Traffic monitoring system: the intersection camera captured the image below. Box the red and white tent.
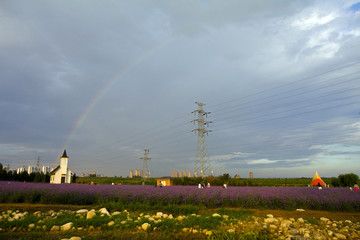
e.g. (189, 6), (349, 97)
(310, 171), (326, 186)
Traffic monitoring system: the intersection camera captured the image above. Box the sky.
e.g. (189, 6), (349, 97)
(1, 0), (360, 178)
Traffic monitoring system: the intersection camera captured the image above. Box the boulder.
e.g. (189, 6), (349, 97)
(320, 217), (329, 222)
(280, 220), (292, 228)
(69, 237), (82, 240)
(111, 211), (121, 216)
(264, 217), (278, 223)
(141, 223), (150, 231)
(99, 208), (110, 216)
(61, 222), (73, 231)
(76, 209), (88, 214)
(51, 225), (60, 231)
(86, 211), (96, 219)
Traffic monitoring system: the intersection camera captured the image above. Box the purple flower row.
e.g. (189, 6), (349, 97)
(0, 181), (359, 211)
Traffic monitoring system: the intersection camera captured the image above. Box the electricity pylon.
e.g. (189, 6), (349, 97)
(191, 102), (212, 178)
(140, 149), (151, 180)
(36, 156), (41, 173)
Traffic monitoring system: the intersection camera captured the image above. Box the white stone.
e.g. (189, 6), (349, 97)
(86, 211), (96, 219)
(320, 217), (329, 222)
(51, 225), (60, 231)
(296, 209), (305, 212)
(264, 217), (278, 223)
(76, 209), (88, 214)
(69, 237), (82, 240)
(61, 222), (73, 231)
(269, 224), (277, 229)
(141, 223), (150, 231)
(280, 220), (292, 228)
(99, 208), (110, 216)
(111, 211), (121, 216)
(212, 213), (221, 217)
(297, 218), (304, 223)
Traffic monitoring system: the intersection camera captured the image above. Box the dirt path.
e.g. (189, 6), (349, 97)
(1, 203), (359, 222)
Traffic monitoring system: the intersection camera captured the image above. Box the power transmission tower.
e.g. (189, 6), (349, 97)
(191, 102), (212, 178)
(140, 149), (151, 180)
(36, 156), (41, 173)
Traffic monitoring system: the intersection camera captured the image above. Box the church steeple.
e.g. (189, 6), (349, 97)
(61, 149), (68, 159)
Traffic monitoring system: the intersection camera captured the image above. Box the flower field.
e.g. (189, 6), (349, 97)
(1, 182), (359, 211)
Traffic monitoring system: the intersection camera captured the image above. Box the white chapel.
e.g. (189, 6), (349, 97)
(50, 149), (73, 184)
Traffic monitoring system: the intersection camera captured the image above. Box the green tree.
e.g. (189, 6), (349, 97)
(338, 173), (359, 187)
(34, 172), (42, 182)
(330, 177), (340, 187)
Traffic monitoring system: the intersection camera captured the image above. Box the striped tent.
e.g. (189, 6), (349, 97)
(310, 171), (326, 186)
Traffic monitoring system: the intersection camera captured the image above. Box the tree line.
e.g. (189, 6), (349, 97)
(330, 173), (359, 187)
(0, 163), (50, 183)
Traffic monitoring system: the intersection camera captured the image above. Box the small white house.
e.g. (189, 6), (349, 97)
(50, 150), (73, 184)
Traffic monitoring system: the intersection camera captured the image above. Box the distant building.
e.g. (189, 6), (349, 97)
(27, 166), (39, 174)
(42, 166), (50, 174)
(234, 174), (240, 179)
(194, 171), (198, 177)
(249, 171), (253, 179)
(81, 173), (85, 177)
(89, 171), (96, 177)
(17, 167), (25, 174)
(129, 170), (133, 178)
(187, 171), (191, 177)
(50, 150), (73, 184)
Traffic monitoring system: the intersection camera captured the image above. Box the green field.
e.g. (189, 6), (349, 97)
(75, 176), (331, 187)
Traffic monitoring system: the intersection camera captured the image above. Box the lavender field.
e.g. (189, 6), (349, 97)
(1, 182), (359, 211)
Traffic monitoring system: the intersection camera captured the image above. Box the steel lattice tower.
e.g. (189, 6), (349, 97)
(140, 149), (151, 180)
(191, 102), (212, 178)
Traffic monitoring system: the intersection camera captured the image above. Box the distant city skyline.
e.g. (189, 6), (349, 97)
(1, 1), (360, 178)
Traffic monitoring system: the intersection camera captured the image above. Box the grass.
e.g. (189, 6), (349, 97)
(217, 208), (254, 220)
(100, 202), (202, 215)
(0, 207), (258, 240)
(305, 218), (320, 226)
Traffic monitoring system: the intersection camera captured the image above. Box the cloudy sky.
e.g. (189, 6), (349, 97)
(1, 0), (360, 178)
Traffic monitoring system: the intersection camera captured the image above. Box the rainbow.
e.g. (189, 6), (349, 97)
(54, 23), (204, 163)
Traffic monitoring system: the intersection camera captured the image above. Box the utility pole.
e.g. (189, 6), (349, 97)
(191, 102), (212, 178)
(140, 149), (151, 180)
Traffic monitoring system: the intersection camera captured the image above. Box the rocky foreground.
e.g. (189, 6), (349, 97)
(0, 208), (359, 239)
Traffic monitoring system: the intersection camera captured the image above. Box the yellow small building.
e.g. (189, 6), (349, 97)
(157, 177), (173, 187)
